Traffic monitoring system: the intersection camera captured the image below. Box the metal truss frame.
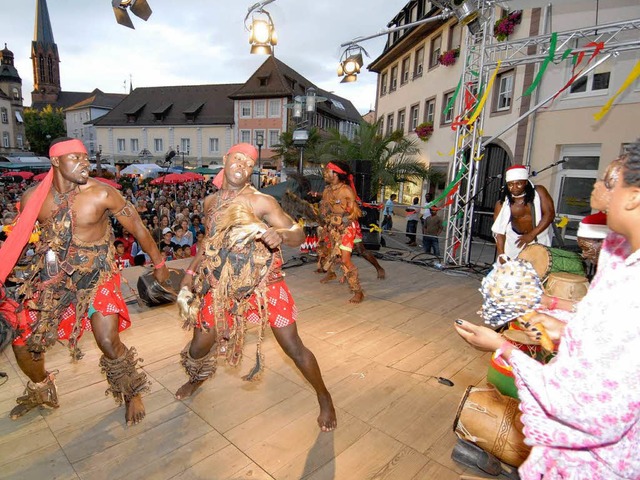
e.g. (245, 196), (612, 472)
(442, 8), (640, 267)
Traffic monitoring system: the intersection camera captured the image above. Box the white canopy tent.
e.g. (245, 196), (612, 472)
(119, 163), (164, 178)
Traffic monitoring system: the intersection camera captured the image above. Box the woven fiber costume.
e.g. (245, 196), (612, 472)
(180, 191), (295, 384)
(7, 191), (149, 415)
(318, 188), (363, 295)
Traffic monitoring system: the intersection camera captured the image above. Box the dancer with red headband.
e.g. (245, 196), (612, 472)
(0, 137), (169, 426)
(175, 143), (336, 432)
(318, 160), (371, 303)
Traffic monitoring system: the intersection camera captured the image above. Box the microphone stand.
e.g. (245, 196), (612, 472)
(442, 175), (504, 271)
(530, 160), (566, 177)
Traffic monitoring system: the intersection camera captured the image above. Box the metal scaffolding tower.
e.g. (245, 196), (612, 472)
(442, 8), (640, 267)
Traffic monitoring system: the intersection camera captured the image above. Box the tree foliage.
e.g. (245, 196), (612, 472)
(316, 120), (442, 199)
(23, 105), (66, 156)
(270, 127), (323, 169)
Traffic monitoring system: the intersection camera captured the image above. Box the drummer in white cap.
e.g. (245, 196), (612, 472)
(491, 165), (555, 261)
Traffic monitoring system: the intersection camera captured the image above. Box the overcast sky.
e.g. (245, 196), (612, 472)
(4, 0), (408, 114)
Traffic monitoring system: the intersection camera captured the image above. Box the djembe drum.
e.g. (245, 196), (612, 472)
(517, 244), (585, 281)
(545, 272), (589, 301)
(453, 385), (531, 467)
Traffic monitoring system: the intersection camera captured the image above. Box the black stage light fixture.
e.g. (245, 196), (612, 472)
(112, 0), (152, 29)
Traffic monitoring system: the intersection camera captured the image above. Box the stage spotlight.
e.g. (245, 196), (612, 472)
(245, 1), (278, 55)
(112, 0), (152, 30)
(337, 45), (368, 83)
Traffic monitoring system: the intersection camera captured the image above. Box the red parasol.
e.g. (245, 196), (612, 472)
(150, 172), (200, 185)
(2, 171), (34, 180)
(181, 172), (205, 181)
(93, 177), (122, 189)
(32, 172), (48, 181)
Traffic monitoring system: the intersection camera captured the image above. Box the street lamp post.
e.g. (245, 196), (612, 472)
(96, 144), (103, 176)
(255, 132), (264, 187)
(176, 146), (189, 169)
(288, 87), (325, 174)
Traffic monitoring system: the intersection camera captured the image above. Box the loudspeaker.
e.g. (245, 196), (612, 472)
(359, 205), (381, 250)
(350, 160), (373, 202)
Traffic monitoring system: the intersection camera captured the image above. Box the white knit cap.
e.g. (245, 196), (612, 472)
(505, 165), (529, 183)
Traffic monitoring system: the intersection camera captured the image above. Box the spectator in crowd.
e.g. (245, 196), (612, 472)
(114, 240), (134, 269)
(381, 194), (396, 234)
(405, 197), (420, 247)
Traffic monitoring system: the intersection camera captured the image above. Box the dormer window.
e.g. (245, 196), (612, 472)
(258, 75), (270, 86)
(124, 103), (145, 123)
(152, 102), (172, 122)
(183, 102), (204, 123)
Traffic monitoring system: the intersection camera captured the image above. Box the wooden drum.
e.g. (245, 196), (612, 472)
(517, 244), (585, 280)
(453, 385), (531, 467)
(544, 272), (589, 301)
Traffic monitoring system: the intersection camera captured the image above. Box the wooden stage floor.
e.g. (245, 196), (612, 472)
(0, 255), (497, 480)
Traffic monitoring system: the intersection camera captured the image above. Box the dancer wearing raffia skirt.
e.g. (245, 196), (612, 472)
(175, 143), (336, 432)
(0, 138), (169, 426)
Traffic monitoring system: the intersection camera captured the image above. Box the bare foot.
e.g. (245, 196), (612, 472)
(125, 395), (145, 426)
(320, 272), (337, 284)
(376, 268), (386, 280)
(175, 380), (204, 400)
(317, 394), (337, 432)
(349, 291), (364, 304)
(315, 268), (326, 274)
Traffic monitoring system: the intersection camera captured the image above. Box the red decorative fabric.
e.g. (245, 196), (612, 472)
(0, 169), (53, 284)
(49, 139), (87, 157)
(10, 275), (131, 346)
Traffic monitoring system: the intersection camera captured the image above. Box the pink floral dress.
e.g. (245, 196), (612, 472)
(510, 233), (640, 479)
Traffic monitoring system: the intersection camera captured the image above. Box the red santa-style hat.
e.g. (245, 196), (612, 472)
(577, 211), (609, 239)
(505, 165), (529, 183)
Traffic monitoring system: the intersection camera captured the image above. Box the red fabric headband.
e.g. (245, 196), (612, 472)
(327, 162), (360, 202)
(49, 139), (87, 157)
(327, 162), (347, 175)
(227, 143), (258, 160)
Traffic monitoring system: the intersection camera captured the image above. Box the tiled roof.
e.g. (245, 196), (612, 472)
(92, 84), (242, 127)
(230, 56), (361, 123)
(64, 89), (127, 111)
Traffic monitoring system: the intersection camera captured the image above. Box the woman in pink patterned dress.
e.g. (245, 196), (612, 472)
(455, 143), (640, 480)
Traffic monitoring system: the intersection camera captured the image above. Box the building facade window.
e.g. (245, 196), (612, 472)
(130, 138), (139, 153)
(17, 134), (24, 149)
(240, 129), (251, 143)
(268, 129), (280, 148)
(0, 108), (7, 124)
(268, 99), (281, 118)
(414, 46), (425, 78)
(553, 145), (601, 242)
(2, 132), (9, 148)
(401, 56), (411, 85)
(386, 113), (394, 134)
(180, 138), (190, 153)
(569, 40), (611, 95)
(209, 138), (219, 153)
(449, 22), (462, 50)
(117, 138), (126, 152)
(441, 91), (455, 124)
(380, 72), (388, 96)
(254, 100), (266, 118)
(410, 104), (420, 131)
(240, 101), (252, 118)
(430, 34), (442, 68)
(398, 109), (406, 133)
(390, 65), (398, 92)
(496, 71), (514, 111)
(154, 138), (163, 152)
(12, 87), (20, 100)
(424, 98), (436, 124)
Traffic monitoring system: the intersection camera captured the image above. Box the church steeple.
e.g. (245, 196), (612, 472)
(31, 0), (61, 105)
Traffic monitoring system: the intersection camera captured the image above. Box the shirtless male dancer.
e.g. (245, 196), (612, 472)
(174, 143), (337, 432)
(1, 137), (168, 425)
